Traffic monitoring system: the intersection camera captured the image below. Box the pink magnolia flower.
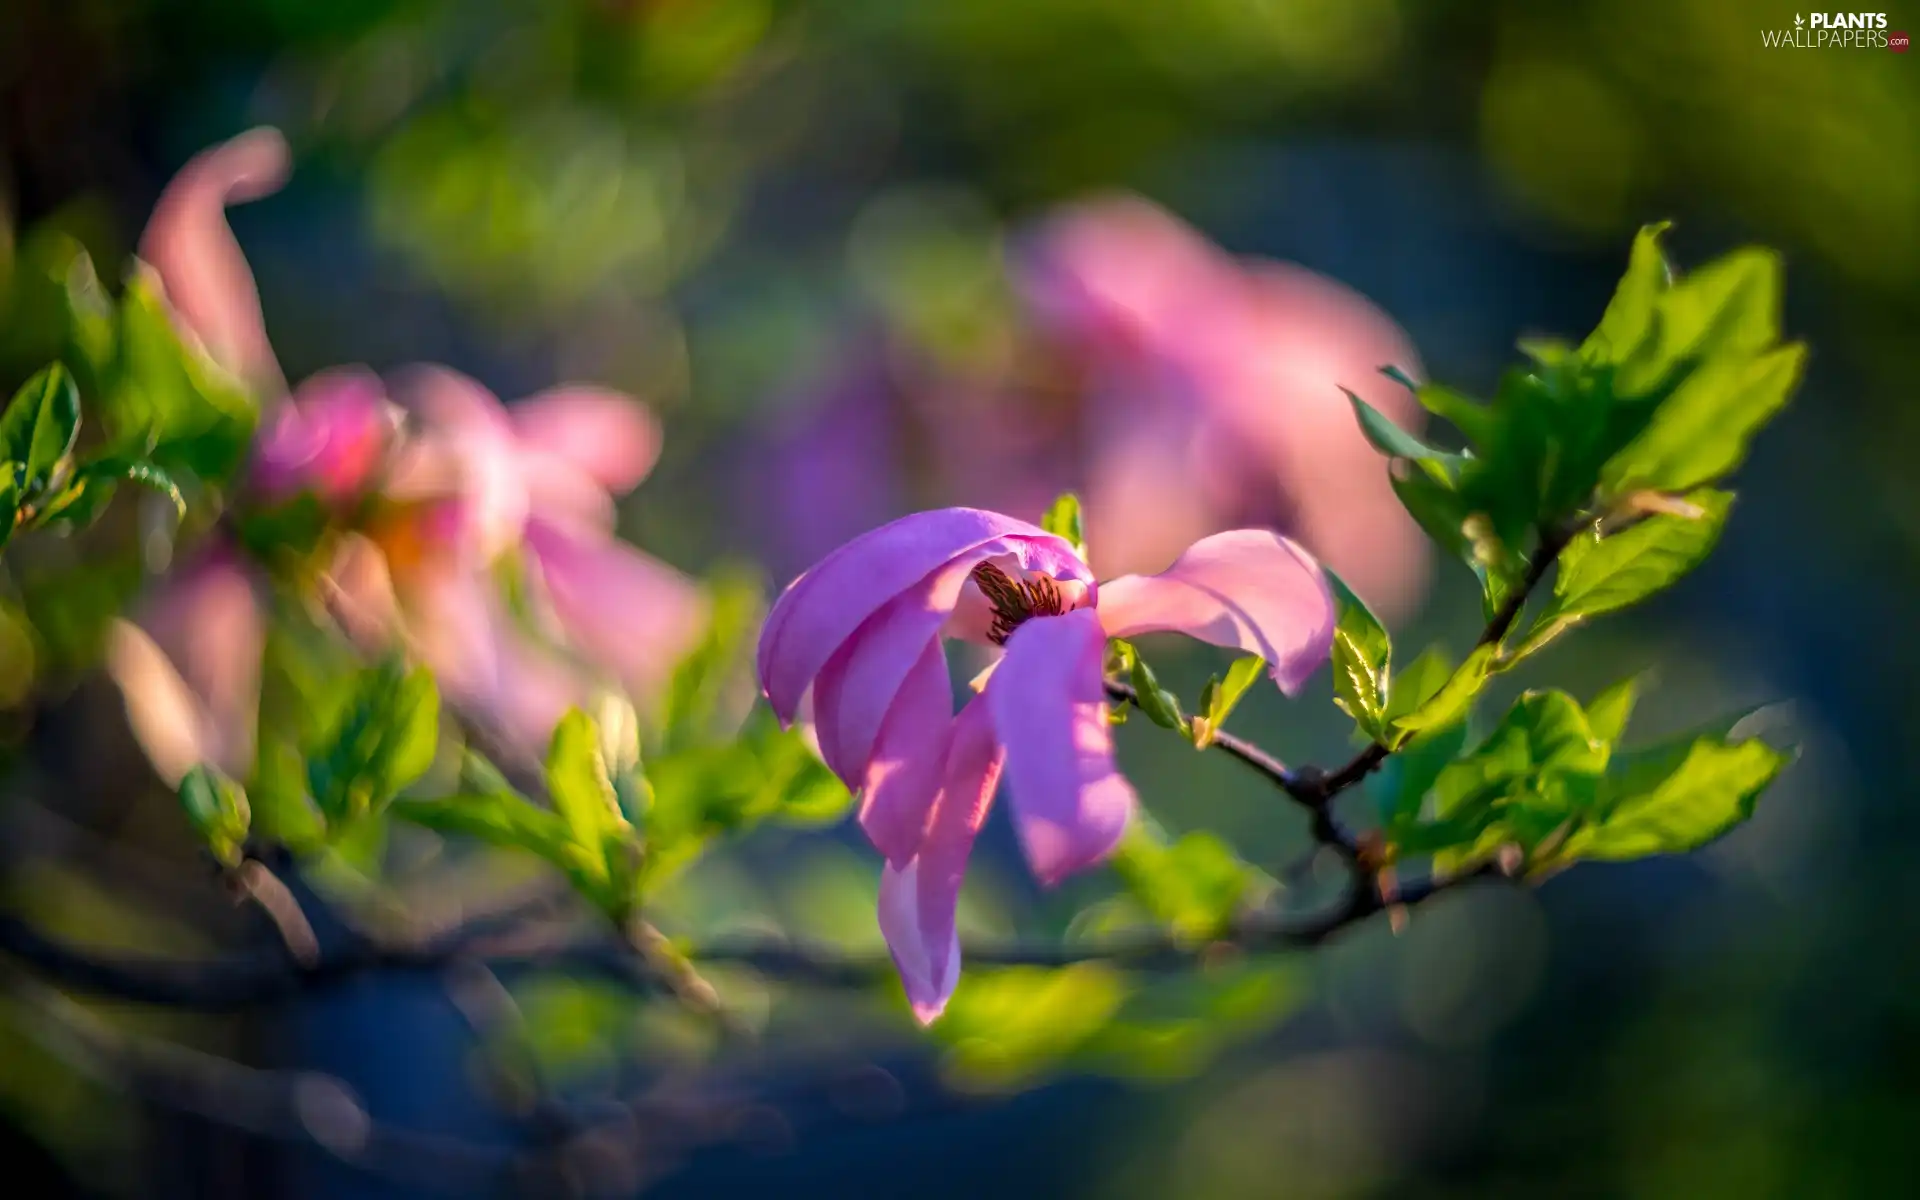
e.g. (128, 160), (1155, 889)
(1017, 195), (1432, 617)
(750, 195), (1432, 623)
(757, 508), (1336, 1022)
(361, 367), (706, 759)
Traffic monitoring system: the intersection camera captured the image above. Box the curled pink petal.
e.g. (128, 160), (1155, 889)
(987, 608), (1135, 886)
(878, 696), (1003, 1024)
(756, 508), (1078, 723)
(511, 387), (662, 496)
(522, 518), (706, 707)
(852, 639), (955, 867)
(139, 127), (290, 396)
(1096, 529), (1336, 696)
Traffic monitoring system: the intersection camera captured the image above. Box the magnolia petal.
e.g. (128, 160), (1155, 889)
(987, 607), (1135, 887)
(511, 387), (663, 496)
(855, 638), (955, 866)
(756, 508), (1076, 723)
(112, 547), (265, 782)
(813, 553), (983, 784)
(405, 565), (584, 763)
(878, 696), (1003, 1024)
(1096, 530), (1335, 696)
(389, 366), (534, 562)
(522, 519), (706, 708)
(139, 127), (290, 397)
(321, 533), (403, 654)
(251, 368), (398, 503)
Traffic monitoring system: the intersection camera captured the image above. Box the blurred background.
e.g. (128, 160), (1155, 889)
(1, 0), (1916, 1196)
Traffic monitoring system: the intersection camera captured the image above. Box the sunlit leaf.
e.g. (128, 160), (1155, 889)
(1325, 571), (1389, 739)
(0, 363), (81, 492)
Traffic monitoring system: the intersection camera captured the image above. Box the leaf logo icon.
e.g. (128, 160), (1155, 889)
(1795, 13), (1804, 25)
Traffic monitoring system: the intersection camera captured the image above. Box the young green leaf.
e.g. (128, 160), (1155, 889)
(1535, 490), (1732, 631)
(1111, 822), (1264, 941)
(1326, 572), (1390, 739)
(546, 709), (626, 848)
(179, 764), (252, 867)
(1191, 656), (1269, 749)
(1371, 719), (1470, 826)
(1124, 642), (1187, 732)
(0, 364), (82, 493)
(1383, 646), (1453, 726)
(1041, 492), (1087, 557)
(34, 458), (185, 530)
(1584, 675), (1644, 744)
(1388, 644), (1495, 745)
(1344, 389), (1459, 465)
(658, 569), (764, 752)
(1579, 222), (1673, 365)
(306, 663), (441, 822)
(1601, 344), (1803, 495)
(1382, 365), (1499, 450)
(0, 471), (18, 551)
(1558, 737), (1790, 863)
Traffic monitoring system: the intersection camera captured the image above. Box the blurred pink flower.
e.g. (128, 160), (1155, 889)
(1016, 196), (1432, 617)
(249, 368), (403, 506)
(754, 195), (1431, 622)
(117, 129), (699, 775)
(758, 507), (1334, 1022)
(365, 367), (705, 759)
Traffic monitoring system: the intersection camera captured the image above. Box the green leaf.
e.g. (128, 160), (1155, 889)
(1601, 344), (1804, 495)
(1193, 654), (1265, 748)
(1326, 572), (1389, 739)
(657, 569), (763, 753)
(1584, 676), (1643, 744)
(1370, 718), (1470, 826)
(1344, 389), (1459, 465)
(34, 457), (185, 530)
(1388, 644), (1495, 746)
(178, 764), (251, 867)
(935, 964), (1130, 1087)
(1382, 366), (1499, 449)
(545, 709), (626, 850)
(1384, 646), (1453, 725)
(1478, 690), (1610, 778)
(1580, 222), (1673, 365)
(1537, 490), (1732, 631)
(1404, 689), (1611, 870)
(390, 794), (574, 868)
(0, 471), (18, 551)
(1119, 641), (1186, 732)
(306, 662), (441, 823)
(1559, 737), (1790, 863)
(1041, 492), (1087, 557)
(1217, 655), (1266, 720)
(638, 708), (852, 895)
(0, 364), (82, 494)
(1112, 822), (1264, 941)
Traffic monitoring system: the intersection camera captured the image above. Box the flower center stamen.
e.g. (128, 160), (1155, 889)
(970, 561), (1068, 645)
